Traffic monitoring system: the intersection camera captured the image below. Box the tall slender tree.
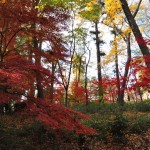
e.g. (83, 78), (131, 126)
(119, 0), (150, 67)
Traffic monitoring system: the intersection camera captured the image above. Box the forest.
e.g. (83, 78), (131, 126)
(0, 0), (150, 149)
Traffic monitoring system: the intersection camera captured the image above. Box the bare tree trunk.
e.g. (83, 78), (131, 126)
(62, 5), (76, 107)
(115, 47), (122, 104)
(58, 53), (74, 107)
(64, 35), (75, 106)
(49, 62), (56, 102)
(120, 0), (150, 67)
(106, 0), (144, 103)
(65, 85), (69, 106)
(95, 22), (103, 102)
(138, 86), (143, 101)
(85, 46), (91, 112)
(28, 45), (35, 97)
(33, 37), (44, 99)
(120, 0), (143, 102)
(78, 56), (82, 82)
(31, 0), (44, 99)
(120, 33), (131, 103)
(36, 71), (44, 99)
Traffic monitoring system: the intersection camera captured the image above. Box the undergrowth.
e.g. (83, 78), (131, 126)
(0, 99), (150, 149)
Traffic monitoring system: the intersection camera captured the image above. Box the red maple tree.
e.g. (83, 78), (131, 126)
(129, 55), (150, 93)
(0, 0), (95, 135)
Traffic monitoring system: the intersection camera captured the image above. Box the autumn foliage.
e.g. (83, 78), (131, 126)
(70, 80), (87, 104)
(129, 55), (150, 92)
(0, 0), (150, 138)
(0, 0), (95, 135)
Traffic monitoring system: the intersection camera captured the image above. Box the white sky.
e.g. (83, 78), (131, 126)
(42, 0), (150, 81)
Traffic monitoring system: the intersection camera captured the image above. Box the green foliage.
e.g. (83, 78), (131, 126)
(0, 115), (79, 149)
(124, 100), (150, 112)
(84, 119), (110, 141)
(41, 0), (67, 5)
(110, 114), (128, 142)
(74, 100), (150, 144)
(79, 3), (101, 22)
(1, 100), (150, 148)
(73, 102), (124, 114)
(40, 0), (74, 8)
(83, 113), (128, 142)
(134, 100), (150, 112)
(129, 116), (150, 133)
(73, 100), (150, 114)
(0, 120), (47, 149)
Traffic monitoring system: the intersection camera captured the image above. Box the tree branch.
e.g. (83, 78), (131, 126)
(133, 0), (143, 18)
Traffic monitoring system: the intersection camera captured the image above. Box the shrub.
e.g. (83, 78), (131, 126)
(135, 101), (150, 112)
(72, 102), (125, 115)
(124, 100), (150, 112)
(110, 114), (128, 142)
(129, 116), (150, 133)
(84, 119), (111, 141)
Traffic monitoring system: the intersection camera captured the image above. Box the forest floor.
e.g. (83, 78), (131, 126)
(87, 130), (150, 150)
(1, 101), (150, 150)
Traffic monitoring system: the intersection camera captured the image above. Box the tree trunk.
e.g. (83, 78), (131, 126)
(120, 33), (131, 102)
(115, 48), (122, 104)
(33, 37), (44, 99)
(119, 0), (143, 102)
(85, 65), (88, 110)
(28, 45), (35, 97)
(95, 22), (103, 102)
(78, 56), (82, 82)
(120, 0), (150, 67)
(64, 85), (69, 106)
(85, 47), (91, 112)
(49, 62), (56, 102)
(32, 0), (44, 99)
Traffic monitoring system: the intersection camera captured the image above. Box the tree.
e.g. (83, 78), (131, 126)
(129, 55), (150, 95)
(102, 0), (148, 104)
(0, 0), (95, 135)
(102, 0), (125, 104)
(79, 0), (105, 102)
(70, 80), (86, 104)
(119, 0), (143, 103)
(57, 3), (77, 107)
(84, 45), (91, 110)
(119, 0), (150, 67)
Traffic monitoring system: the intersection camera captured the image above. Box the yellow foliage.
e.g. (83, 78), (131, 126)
(120, 27), (132, 38)
(103, 0), (130, 29)
(103, 0), (147, 66)
(103, 36), (126, 65)
(103, 38), (118, 65)
(78, 0), (101, 22)
(104, 0), (122, 19)
(86, 0), (98, 10)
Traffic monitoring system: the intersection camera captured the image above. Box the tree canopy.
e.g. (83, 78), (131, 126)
(0, 0), (150, 137)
